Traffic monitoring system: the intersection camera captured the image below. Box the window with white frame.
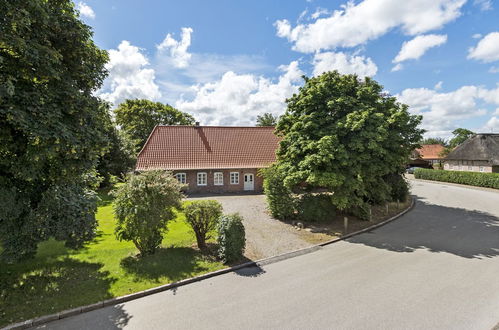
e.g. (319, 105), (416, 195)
(230, 172), (239, 184)
(174, 173), (186, 184)
(197, 172), (207, 186)
(479, 166), (484, 172)
(214, 172), (223, 185)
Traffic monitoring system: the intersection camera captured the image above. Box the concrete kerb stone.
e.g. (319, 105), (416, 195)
(3, 197), (415, 330)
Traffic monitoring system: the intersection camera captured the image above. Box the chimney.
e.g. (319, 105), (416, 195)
(195, 121), (200, 127)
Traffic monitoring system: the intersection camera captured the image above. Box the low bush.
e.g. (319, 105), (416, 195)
(184, 200), (223, 250)
(217, 213), (246, 263)
(414, 168), (499, 189)
(297, 194), (336, 222)
(260, 165), (296, 219)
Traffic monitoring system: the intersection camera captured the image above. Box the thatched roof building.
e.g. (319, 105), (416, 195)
(444, 134), (499, 173)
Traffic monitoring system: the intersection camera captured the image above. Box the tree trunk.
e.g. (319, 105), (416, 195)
(195, 231), (207, 251)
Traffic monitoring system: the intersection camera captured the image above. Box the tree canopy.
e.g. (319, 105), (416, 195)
(420, 137), (447, 146)
(256, 113), (279, 126)
(0, 0), (109, 261)
(448, 128), (475, 148)
(275, 71), (423, 212)
(114, 99), (195, 152)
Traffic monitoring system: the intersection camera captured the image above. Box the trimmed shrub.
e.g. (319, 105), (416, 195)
(217, 213), (246, 263)
(113, 171), (184, 256)
(414, 168), (499, 189)
(184, 200), (223, 250)
(297, 194), (336, 222)
(260, 165), (296, 219)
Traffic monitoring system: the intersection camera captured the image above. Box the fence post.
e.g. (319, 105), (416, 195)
(369, 206), (372, 222)
(386, 204), (389, 215)
(343, 217), (348, 235)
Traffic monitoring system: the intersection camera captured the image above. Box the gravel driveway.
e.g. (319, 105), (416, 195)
(187, 194), (315, 260)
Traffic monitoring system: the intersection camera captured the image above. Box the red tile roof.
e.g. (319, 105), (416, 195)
(416, 144), (445, 160)
(135, 126), (280, 170)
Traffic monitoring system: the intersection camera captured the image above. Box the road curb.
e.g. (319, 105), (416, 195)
(3, 197), (415, 330)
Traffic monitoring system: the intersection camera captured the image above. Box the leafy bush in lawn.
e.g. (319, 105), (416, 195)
(184, 200), (223, 250)
(414, 168), (499, 189)
(297, 194), (336, 222)
(113, 171), (184, 256)
(217, 213), (246, 263)
(260, 165), (296, 219)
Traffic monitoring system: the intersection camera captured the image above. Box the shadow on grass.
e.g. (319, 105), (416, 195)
(347, 197), (499, 259)
(120, 247), (214, 283)
(0, 258), (116, 327)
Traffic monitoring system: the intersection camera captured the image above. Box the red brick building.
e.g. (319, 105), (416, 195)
(135, 125), (280, 193)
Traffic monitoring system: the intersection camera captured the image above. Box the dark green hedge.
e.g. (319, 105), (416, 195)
(414, 168), (499, 189)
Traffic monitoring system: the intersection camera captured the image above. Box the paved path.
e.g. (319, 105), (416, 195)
(37, 180), (499, 330)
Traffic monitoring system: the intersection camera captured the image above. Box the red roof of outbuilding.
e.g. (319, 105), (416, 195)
(135, 126), (280, 170)
(416, 144), (445, 160)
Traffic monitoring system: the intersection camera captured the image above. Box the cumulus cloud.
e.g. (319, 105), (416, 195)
(482, 116), (499, 132)
(99, 41), (161, 106)
(312, 52), (377, 77)
(175, 61), (304, 125)
(393, 34), (447, 65)
(76, 2), (95, 19)
(274, 0), (465, 53)
(468, 32), (499, 63)
(397, 86), (485, 135)
(157, 27), (193, 68)
(434, 81), (443, 90)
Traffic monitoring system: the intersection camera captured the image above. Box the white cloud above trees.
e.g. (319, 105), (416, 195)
(76, 2), (95, 19)
(312, 52), (377, 77)
(157, 27), (193, 68)
(274, 0), (465, 53)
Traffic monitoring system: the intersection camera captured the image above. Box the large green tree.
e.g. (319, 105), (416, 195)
(420, 137), (447, 146)
(114, 99), (195, 152)
(275, 71), (423, 213)
(0, 0), (109, 261)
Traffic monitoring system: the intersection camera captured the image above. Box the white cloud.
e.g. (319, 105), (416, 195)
(468, 32), (499, 63)
(393, 34), (447, 64)
(175, 61), (304, 125)
(76, 2), (95, 19)
(474, 0), (492, 11)
(157, 27), (193, 68)
(489, 66), (499, 73)
(472, 33), (482, 39)
(311, 7), (330, 19)
(99, 41), (161, 106)
(482, 116), (499, 132)
(397, 86), (485, 135)
(391, 63), (403, 72)
(477, 85), (499, 104)
(312, 52), (377, 77)
(434, 81), (443, 90)
(274, 0), (465, 53)
(494, 108), (499, 115)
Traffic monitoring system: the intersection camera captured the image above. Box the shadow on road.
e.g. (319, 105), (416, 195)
(347, 197), (499, 259)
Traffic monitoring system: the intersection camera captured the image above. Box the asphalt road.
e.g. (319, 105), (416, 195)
(36, 179), (499, 330)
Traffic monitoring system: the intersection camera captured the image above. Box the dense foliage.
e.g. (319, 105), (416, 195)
(114, 99), (195, 152)
(184, 200), (223, 250)
(96, 103), (136, 187)
(297, 194), (336, 222)
(256, 112), (278, 126)
(217, 213), (246, 263)
(274, 71), (423, 216)
(420, 137), (447, 146)
(260, 166), (296, 219)
(113, 171), (184, 255)
(0, 0), (109, 261)
(415, 168), (499, 189)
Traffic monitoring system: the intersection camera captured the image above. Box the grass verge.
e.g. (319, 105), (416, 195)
(0, 189), (224, 327)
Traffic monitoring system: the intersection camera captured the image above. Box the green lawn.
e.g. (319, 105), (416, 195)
(0, 189), (225, 327)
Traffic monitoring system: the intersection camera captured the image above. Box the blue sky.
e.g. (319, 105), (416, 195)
(75, 0), (499, 137)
